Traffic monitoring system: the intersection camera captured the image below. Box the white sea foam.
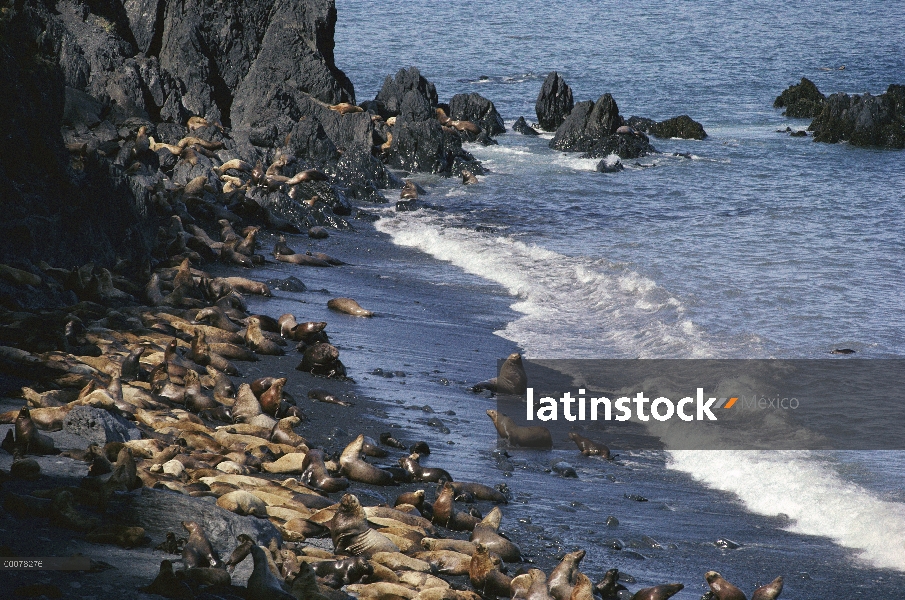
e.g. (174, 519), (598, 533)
(668, 450), (905, 571)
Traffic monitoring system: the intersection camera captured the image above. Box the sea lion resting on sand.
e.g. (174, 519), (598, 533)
(486, 409), (552, 449)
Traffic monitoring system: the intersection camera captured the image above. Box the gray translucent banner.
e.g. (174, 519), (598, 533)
(493, 360), (905, 450)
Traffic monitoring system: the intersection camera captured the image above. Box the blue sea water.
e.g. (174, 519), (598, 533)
(329, 1), (905, 596)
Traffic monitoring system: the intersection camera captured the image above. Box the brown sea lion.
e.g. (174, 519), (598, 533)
(327, 297), (374, 317)
(142, 560), (192, 599)
(339, 435), (396, 486)
(308, 388), (350, 406)
(217, 490), (268, 517)
(631, 583), (684, 600)
(570, 573), (595, 600)
(314, 557), (374, 588)
(297, 342), (345, 378)
(275, 252), (333, 267)
(14, 407), (58, 455)
(271, 416), (306, 446)
(273, 236), (296, 256)
(329, 494), (400, 557)
(246, 317), (285, 356)
(705, 572), (746, 600)
(432, 482), (480, 532)
(301, 448), (349, 493)
(449, 482), (508, 503)
(548, 549), (585, 600)
(182, 520), (224, 569)
(399, 453), (452, 483)
(486, 409), (552, 449)
(568, 432), (611, 458)
(462, 170), (479, 185)
(469, 543), (512, 597)
(401, 181), (419, 199)
(329, 103), (364, 115)
(469, 510), (521, 562)
(473, 353), (528, 395)
(225, 533), (255, 572)
(259, 377), (287, 415)
(752, 576), (783, 600)
(595, 569), (628, 599)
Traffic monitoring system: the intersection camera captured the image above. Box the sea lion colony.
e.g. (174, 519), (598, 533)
(0, 116), (781, 597)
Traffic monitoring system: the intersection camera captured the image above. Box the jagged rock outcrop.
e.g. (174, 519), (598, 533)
(512, 116), (539, 136)
(809, 85), (905, 148)
(374, 67), (438, 118)
(648, 115), (707, 140)
(449, 93), (506, 136)
(550, 94), (656, 159)
(535, 72), (574, 131)
(774, 78), (827, 119)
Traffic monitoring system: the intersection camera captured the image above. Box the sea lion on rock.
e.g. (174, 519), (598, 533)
(14, 407), (58, 455)
(630, 583), (684, 600)
(182, 520), (223, 569)
(486, 409), (552, 449)
(462, 170), (479, 185)
(330, 494), (400, 557)
(472, 353), (527, 395)
(752, 576), (784, 600)
(248, 545), (295, 600)
(340, 435), (396, 486)
(328, 297), (374, 317)
(142, 560), (193, 599)
(568, 432), (611, 458)
(330, 103), (363, 114)
(225, 534), (255, 572)
(217, 490), (268, 517)
(705, 572), (746, 600)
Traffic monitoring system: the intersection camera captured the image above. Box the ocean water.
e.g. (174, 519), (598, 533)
(329, 1), (905, 596)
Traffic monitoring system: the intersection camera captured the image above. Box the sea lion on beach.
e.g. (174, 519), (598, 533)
(399, 453), (452, 483)
(548, 549), (585, 600)
(449, 481), (508, 503)
(275, 252), (333, 267)
(486, 409), (552, 449)
(315, 557), (374, 588)
(298, 342), (346, 378)
(432, 482), (480, 532)
(340, 435), (396, 486)
(631, 584), (684, 600)
(330, 494), (400, 556)
(569, 573), (595, 600)
(308, 388), (350, 406)
(568, 432), (611, 458)
(182, 520), (223, 569)
(705, 572), (746, 600)
(273, 235), (296, 256)
(473, 353), (528, 395)
(469, 543), (512, 597)
(246, 317), (285, 356)
(328, 297), (374, 317)
(259, 377), (286, 415)
(217, 490), (268, 517)
(595, 569), (628, 599)
(469, 507), (521, 562)
(302, 448), (350, 492)
(14, 407), (58, 455)
(752, 576), (784, 600)
(225, 534), (255, 572)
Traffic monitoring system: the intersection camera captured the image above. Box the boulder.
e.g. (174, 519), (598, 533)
(63, 406), (142, 445)
(374, 67), (438, 118)
(648, 115), (707, 140)
(512, 116), (539, 136)
(809, 85), (905, 148)
(549, 94), (623, 152)
(535, 72), (574, 131)
(449, 93), (506, 136)
(774, 78), (827, 118)
(581, 133), (656, 160)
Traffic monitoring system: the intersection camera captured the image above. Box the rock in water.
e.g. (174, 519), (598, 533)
(810, 85), (905, 148)
(774, 77), (827, 118)
(536, 71), (575, 131)
(449, 93), (506, 136)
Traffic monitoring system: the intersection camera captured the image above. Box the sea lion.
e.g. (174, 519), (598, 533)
(275, 252), (333, 267)
(231, 384), (263, 423)
(399, 453), (452, 483)
(340, 435), (396, 486)
(260, 378), (287, 415)
(421, 537), (477, 556)
(297, 342), (346, 378)
(473, 353), (527, 395)
(705, 572), (746, 600)
(462, 170), (479, 185)
(271, 416), (306, 447)
(14, 407), (58, 455)
(217, 490), (268, 517)
(469, 543), (512, 597)
(308, 388), (350, 406)
(246, 317), (285, 356)
(432, 482), (480, 532)
(451, 120), (481, 134)
(155, 532), (186, 555)
(176, 566), (232, 588)
(328, 297), (374, 317)
(182, 520), (224, 569)
(286, 169), (328, 184)
(330, 494), (400, 556)
(470, 515), (521, 563)
(568, 432), (611, 458)
(548, 549), (585, 600)
(273, 236), (296, 256)
(248, 545), (295, 600)
(400, 181), (419, 199)
(314, 557), (374, 588)
(595, 569), (628, 599)
(486, 409), (552, 449)
(329, 103), (364, 114)
(752, 576), (783, 600)
(449, 482), (508, 503)
(142, 560), (193, 599)
(225, 534), (255, 572)
(300, 449), (349, 492)
(569, 573), (595, 600)
(630, 583), (684, 600)
(195, 306), (242, 333)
